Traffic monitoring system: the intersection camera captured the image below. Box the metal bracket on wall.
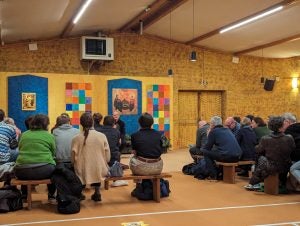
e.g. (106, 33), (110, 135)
(87, 60), (97, 75)
(87, 60), (105, 75)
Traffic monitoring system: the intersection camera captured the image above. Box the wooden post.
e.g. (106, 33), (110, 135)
(222, 165), (236, 184)
(264, 173), (279, 195)
(27, 184), (32, 210)
(152, 178), (161, 203)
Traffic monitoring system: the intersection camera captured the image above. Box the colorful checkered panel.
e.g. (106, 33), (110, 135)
(65, 82), (92, 128)
(147, 85), (170, 138)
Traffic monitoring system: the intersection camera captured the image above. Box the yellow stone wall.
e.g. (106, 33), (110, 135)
(0, 33), (299, 149)
(0, 72), (173, 144)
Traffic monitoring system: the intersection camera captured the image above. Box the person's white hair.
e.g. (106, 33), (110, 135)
(210, 116), (222, 126)
(282, 112), (297, 123)
(4, 117), (15, 125)
(241, 117), (251, 126)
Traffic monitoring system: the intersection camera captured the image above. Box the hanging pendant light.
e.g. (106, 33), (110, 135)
(190, 0), (197, 62)
(261, 49), (264, 82)
(167, 10), (173, 76)
(200, 49), (206, 85)
(190, 51), (197, 61)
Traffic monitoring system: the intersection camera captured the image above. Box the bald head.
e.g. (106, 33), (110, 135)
(198, 120), (207, 128)
(113, 111), (120, 121)
(225, 117), (236, 129)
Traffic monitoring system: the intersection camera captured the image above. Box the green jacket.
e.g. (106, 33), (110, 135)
(16, 130), (56, 166)
(254, 126), (271, 142)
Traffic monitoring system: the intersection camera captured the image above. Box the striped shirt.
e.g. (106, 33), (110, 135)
(0, 121), (17, 163)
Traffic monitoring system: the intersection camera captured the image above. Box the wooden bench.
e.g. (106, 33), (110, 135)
(104, 173), (172, 202)
(11, 178), (51, 210)
(264, 173), (279, 195)
(216, 161), (255, 184)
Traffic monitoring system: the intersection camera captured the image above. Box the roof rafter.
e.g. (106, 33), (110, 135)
(0, 25), (2, 45)
(119, 0), (188, 33)
(185, 0), (299, 45)
(60, 0), (87, 38)
(234, 33), (300, 56)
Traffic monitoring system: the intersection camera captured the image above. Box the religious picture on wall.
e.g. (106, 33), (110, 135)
(112, 88), (137, 115)
(22, 93), (36, 111)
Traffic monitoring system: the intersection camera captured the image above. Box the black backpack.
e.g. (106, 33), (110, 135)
(160, 179), (171, 197)
(131, 179), (171, 200)
(182, 162), (197, 175)
(0, 186), (23, 213)
(51, 163), (83, 214)
(57, 194), (80, 214)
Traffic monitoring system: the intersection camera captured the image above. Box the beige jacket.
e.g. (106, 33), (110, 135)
(71, 130), (110, 185)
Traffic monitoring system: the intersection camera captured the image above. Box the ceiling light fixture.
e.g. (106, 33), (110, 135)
(220, 6), (283, 34)
(190, 0), (197, 61)
(73, 0), (93, 24)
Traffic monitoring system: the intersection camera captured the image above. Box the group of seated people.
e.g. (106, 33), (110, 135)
(188, 113), (300, 191)
(0, 109), (166, 203)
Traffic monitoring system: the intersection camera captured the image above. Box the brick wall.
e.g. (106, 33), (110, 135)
(0, 33), (299, 149)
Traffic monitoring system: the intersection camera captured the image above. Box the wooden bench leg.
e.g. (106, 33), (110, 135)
(222, 165), (235, 184)
(264, 174), (279, 195)
(152, 178), (161, 203)
(27, 184), (32, 210)
(104, 180), (109, 190)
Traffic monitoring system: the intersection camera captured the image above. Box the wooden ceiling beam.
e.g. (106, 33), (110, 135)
(186, 0), (299, 45)
(119, 0), (166, 32)
(61, 0), (87, 38)
(234, 33), (300, 56)
(119, 0), (188, 33)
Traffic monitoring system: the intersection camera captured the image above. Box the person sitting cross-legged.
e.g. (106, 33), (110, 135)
(0, 109), (18, 187)
(189, 120), (209, 162)
(236, 117), (257, 177)
(200, 116), (242, 179)
(282, 112), (300, 162)
(98, 115), (128, 187)
(129, 113), (164, 176)
(244, 116), (295, 191)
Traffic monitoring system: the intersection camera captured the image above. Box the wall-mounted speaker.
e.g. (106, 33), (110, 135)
(264, 79), (275, 91)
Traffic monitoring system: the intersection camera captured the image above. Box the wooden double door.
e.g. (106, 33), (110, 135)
(178, 91), (224, 148)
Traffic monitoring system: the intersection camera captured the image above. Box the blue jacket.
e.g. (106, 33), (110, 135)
(236, 126), (257, 160)
(202, 125), (242, 158)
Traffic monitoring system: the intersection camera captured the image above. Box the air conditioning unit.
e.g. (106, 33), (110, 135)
(80, 36), (114, 61)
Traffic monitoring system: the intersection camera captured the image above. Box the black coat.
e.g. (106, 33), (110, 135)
(51, 163), (83, 199)
(236, 126), (257, 160)
(256, 133), (295, 172)
(285, 123), (300, 162)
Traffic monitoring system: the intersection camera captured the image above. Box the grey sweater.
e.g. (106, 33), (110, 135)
(53, 124), (79, 163)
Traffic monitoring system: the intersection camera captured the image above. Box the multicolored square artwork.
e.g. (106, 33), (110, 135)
(147, 85), (170, 138)
(65, 82), (92, 128)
